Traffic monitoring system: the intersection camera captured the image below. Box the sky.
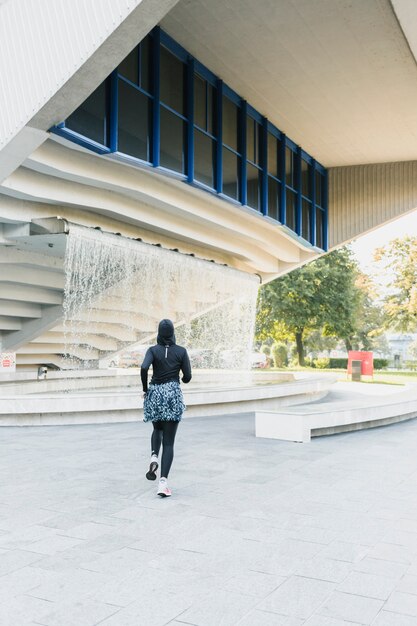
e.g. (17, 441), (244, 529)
(350, 210), (417, 280)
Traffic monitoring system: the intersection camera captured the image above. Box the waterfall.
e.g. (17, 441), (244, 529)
(63, 225), (259, 374)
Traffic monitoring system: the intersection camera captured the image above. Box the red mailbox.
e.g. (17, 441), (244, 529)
(348, 351), (373, 377)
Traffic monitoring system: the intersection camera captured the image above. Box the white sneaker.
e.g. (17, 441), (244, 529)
(146, 455), (158, 481)
(157, 478), (171, 497)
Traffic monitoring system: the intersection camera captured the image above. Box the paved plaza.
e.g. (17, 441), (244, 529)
(1, 411), (417, 626)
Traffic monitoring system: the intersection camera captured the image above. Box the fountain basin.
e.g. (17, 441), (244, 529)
(0, 371), (336, 426)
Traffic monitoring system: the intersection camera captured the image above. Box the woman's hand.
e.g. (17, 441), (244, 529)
(142, 392), (147, 399)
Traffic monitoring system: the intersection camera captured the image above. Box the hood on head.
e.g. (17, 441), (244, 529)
(157, 319), (176, 346)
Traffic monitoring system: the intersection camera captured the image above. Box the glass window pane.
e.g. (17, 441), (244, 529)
(66, 82), (107, 145)
(207, 84), (215, 135)
(160, 107), (185, 174)
(140, 36), (151, 93)
(194, 74), (206, 130)
(247, 163), (260, 211)
(315, 171), (323, 206)
(316, 209), (324, 249)
(194, 130), (214, 188)
(302, 159), (310, 197)
(118, 80), (151, 162)
(267, 133), (278, 177)
(222, 147), (240, 200)
(246, 117), (255, 163)
(119, 48), (138, 84)
(286, 189), (296, 231)
(286, 147), (295, 187)
(302, 199), (310, 241)
(160, 46), (184, 115)
(267, 177), (280, 221)
(222, 97), (239, 151)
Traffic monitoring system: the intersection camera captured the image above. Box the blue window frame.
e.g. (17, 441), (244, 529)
(52, 26), (328, 250)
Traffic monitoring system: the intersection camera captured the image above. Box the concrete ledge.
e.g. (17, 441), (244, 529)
(255, 384), (417, 442)
(0, 373), (336, 426)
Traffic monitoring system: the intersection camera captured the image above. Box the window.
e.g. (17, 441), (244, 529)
(160, 108), (185, 173)
(66, 82), (108, 146)
(222, 96), (241, 201)
(56, 27), (328, 248)
(118, 80), (151, 161)
(286, 147), (296, 188)
(194, 129), (214, 187)
(246, 116), (262, 211)
(160, 46), (184, 114)
(286, 189), (296, 232)
(193, 73), (216, 188)
(266, 131), (282, 220)
(302, 199), (310, 241)
(301, 159), (311, 198)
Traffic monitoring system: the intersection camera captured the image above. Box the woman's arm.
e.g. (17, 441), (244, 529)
(181, 349), (192, 383)
(140, 348), (154, 393)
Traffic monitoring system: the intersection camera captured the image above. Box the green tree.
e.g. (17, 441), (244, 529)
(256, 247), (381, 365)
(374, 237), (417, 331)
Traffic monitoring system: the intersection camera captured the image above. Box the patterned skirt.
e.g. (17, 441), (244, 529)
(143, 380), (186, 423)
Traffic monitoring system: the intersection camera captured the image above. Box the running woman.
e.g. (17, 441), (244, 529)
(141, 319), (192, 497)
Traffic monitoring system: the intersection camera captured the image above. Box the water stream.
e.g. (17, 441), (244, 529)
(63, 226), (260, 380)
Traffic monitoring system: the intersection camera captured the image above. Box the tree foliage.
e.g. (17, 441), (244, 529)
(374, 237), (417, 331)
(256, 247), (383, 365)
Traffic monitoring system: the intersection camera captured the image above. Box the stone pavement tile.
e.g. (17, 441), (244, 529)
(236, 610), (304, 626)
(289, 525), (341, 545)
(383, 591), (417, 617)
(26, 568), (111, 603)
(0, 566), (54, 598)
(78, 532), (138, 554)
(97, 593), (191, 626)
(257, 575), (335, 619)
(0, 549), (43, 576)
(0, 593), (54, 626)
(318, 541), (369, 563)
(57, 521), (119, 540)
(80, 546), (153, 575)
(304, 616), (361, 625)
(222, 570), (286, 597)
(33, 598), (120, 626)
(382, 529), (417, 550)
(28, 545), (101, 572)
(337, 571), (399, 600)
(396, 519), (417, 533)
(353, 556), (409, 578)
(367, 542), (414, 564)
(317, 591), (384, 624)
(22, 533), (85, 556)
(294, 557), (352, 583)
(372, 610), (417, 625)
(168, 589), (259, 626)
(395, 574), (417, 595)
(0, 524), (58, 550)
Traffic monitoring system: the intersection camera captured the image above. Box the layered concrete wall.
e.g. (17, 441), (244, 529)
(329, 160), (417, 248)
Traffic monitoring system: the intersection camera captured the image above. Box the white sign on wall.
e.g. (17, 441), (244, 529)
(0, 352), (16, 373)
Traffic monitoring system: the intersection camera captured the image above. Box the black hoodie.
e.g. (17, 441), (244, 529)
(140, 319), (192, 392)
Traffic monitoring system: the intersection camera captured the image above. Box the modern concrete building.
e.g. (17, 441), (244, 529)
(0, 0), (416, 370)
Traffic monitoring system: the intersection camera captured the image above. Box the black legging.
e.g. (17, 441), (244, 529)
(151, 420), (179, 478)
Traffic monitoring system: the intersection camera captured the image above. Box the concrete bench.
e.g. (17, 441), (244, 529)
(255, 385), (417, 443)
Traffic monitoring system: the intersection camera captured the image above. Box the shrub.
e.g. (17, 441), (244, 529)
(329, 358), (348, 369)
(271, 342), (288, 368)
(373, 358), (389, 370)
(261, 345), (271, 356)
(313, 357), (330, 369)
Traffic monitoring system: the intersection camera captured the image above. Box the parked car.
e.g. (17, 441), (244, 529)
(251, 352), (268, 368)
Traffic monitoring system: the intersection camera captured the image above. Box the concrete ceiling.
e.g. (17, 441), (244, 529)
(162, 0), (417, 167)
